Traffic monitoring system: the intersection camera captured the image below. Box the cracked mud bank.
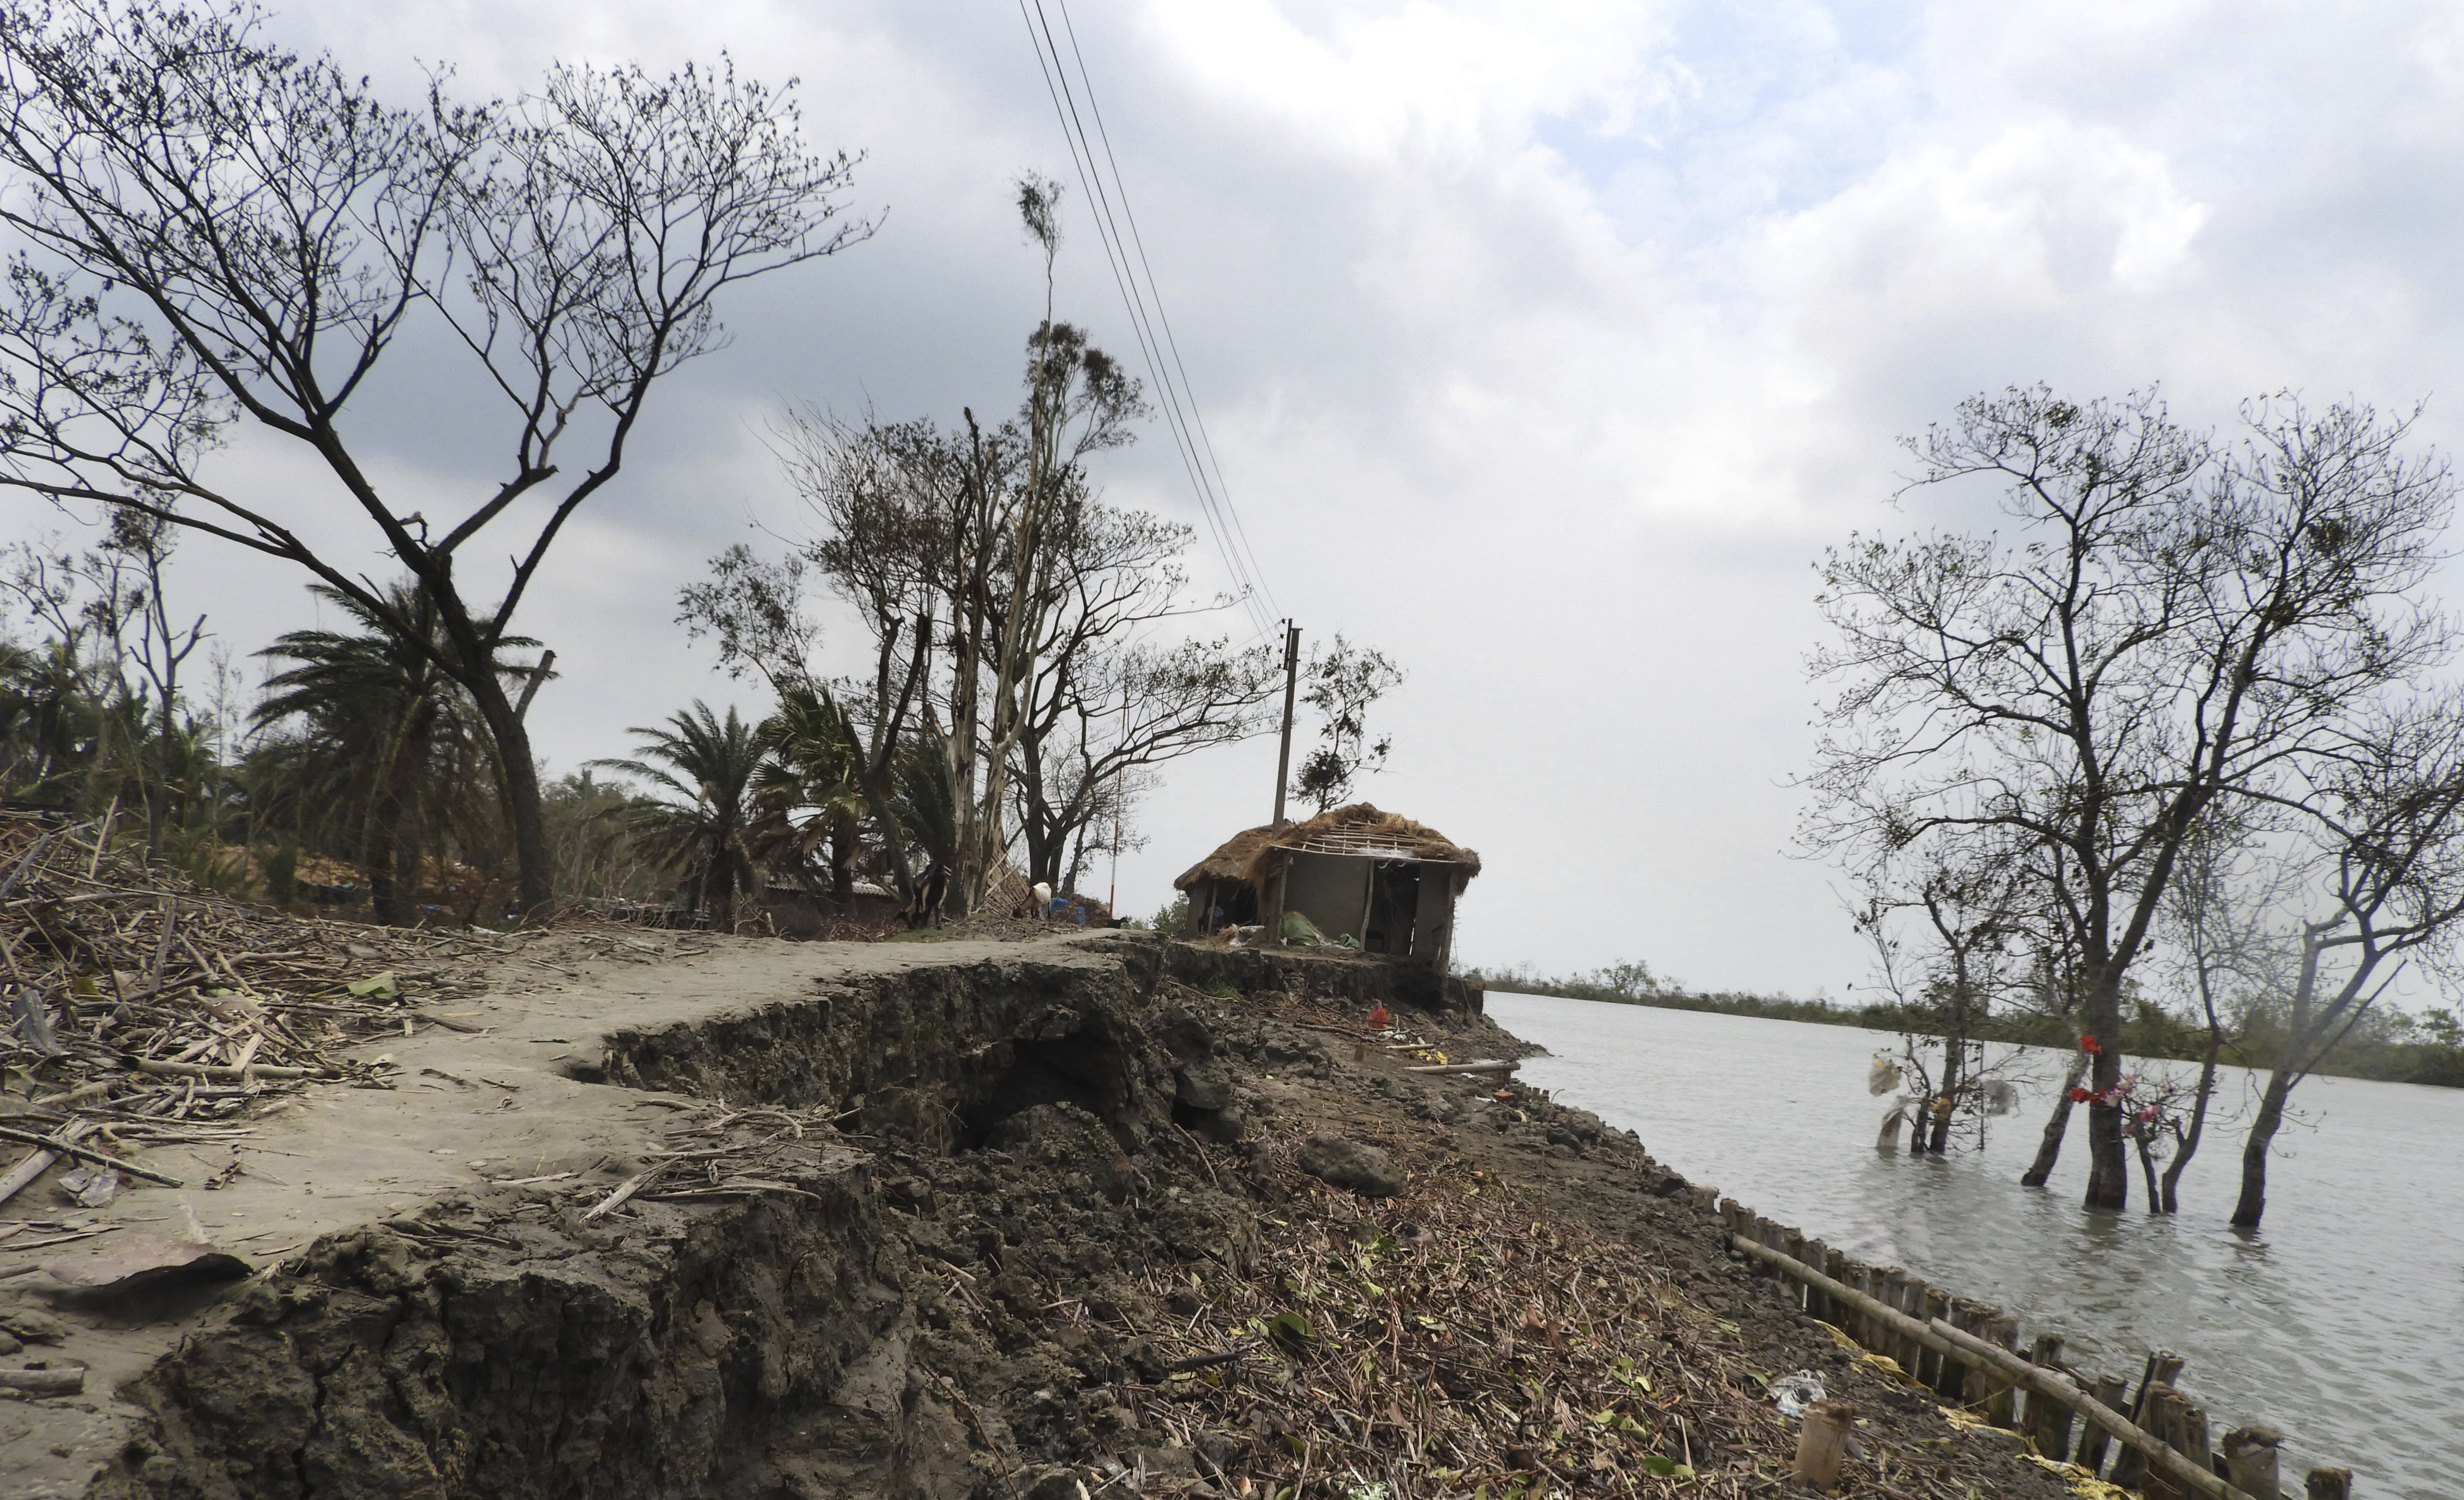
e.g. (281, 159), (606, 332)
(3, 932), (2072, 1500)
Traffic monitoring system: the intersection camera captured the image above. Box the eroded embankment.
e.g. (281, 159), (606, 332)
(12, 932), (2075, 1500)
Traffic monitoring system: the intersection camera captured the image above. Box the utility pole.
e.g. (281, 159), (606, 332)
(1272, 621), (1301, 828)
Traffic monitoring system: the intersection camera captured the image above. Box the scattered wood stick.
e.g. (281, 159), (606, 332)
(583, 1165), (669, 1220)
(0, 1122), (185, 1188)
(0, 1119), (95, 1209)
(0, 1367), (85, 1396)
(130, 1059), (337, 1082)
(1160, 1338), (1263, 1373)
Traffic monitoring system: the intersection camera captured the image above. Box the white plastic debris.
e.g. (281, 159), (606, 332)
(1867, 1055), (1903, 1096)
(1771, 1369), (1827, 1416)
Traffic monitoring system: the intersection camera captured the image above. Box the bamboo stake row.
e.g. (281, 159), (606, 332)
(1716, 1200), (2348, 1500)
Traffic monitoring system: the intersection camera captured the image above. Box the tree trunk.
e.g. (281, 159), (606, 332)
(2158, 1037), (2221, 1213)
(2133, 1127), (2163, 1211)
(360, 794), (403, 925)
(2231, 1068), (2294, 1229)
(2020, 1051), (2090, 1186)
(2083, 974), (2130, 1211)
(1926, 1035), (1967, 1154)
(466, 672), (551, 923)
(830, 811), (857, 906)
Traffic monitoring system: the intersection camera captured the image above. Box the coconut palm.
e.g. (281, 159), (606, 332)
(254, 583), (532, 923)
(751, 686), (871, 907)
(593, 703), (764, 929)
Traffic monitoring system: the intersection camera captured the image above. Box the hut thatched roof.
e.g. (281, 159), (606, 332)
(1173, 803), (1481, 891)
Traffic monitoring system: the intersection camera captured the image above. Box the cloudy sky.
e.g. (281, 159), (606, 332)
(16, 0), (2464, 997)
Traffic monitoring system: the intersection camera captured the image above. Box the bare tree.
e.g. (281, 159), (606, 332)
(0, 0), (871, 917)
(2227, 700), (2464, 1227)
(718, 406), (1279, 906)
(2148, 810), (2284, 1211)
(1808, 387), (2457, 1211)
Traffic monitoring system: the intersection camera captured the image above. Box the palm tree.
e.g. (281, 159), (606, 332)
(751, 686), (871, 907)
(593, 703), (764, 929)
(254, 584), (531, 923)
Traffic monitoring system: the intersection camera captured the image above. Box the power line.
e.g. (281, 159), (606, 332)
(1048, 0), (1280, 621)
(1014, 0), (1280, 639)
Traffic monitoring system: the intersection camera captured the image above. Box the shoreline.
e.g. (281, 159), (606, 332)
(4, 930), (2136, 1498)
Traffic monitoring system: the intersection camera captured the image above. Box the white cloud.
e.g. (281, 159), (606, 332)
(11, 0), (2464, 998)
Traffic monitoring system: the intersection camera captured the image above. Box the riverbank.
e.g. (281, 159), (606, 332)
(5, 929), (2084, 1499)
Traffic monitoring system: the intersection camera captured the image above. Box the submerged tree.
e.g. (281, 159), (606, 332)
(1853, 844), (2031, 1155)
(2225, 700), (2464, 1228)
(0, 0), (871, 917)
(1808, 388), (2460, 1212)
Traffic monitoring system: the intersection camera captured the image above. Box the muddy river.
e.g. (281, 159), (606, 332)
(1487, 992), (2464, 1499)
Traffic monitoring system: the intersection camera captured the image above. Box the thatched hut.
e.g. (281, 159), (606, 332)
(1173, 803), (1478, 965)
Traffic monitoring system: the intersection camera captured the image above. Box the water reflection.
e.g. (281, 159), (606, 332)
(1487, 992), (2464, 1500)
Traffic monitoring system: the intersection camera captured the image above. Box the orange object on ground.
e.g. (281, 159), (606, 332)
(1367, 1002), (1389, 1029)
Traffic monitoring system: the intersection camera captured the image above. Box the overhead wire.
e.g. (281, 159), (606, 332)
(1014, 0), (1280, 639)
(1049, 0), (1280, 625)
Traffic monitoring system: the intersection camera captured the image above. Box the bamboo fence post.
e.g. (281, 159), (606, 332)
(1801, 1238), (1832, 1323)
(1873, 1268), (1912, 1372)
(1859, 1265), (1890, 1355)
(1780, 1227), (1809, 1311)
(1716, 1234), (2257, 1500)
(1791, 1400), (1858, 1492)
(2220, 1425), (2282, 1500)
(1821, 1247), (1850, 1331)
(2140, 1386), (2188, 1500)
(1920, 1287), (1953, 1391)
(2112, 1353), (2186, 1489)
(1893, 1276), (1929, 1382)
(1834, 1260), (1864, 1346)
(1759, 1218), (1790, 1291)
(1943, 1300), (1993, 1404)
(2302, 1469), (2351, 1500)
(1983, 1311), (2021, 1428)
(2174, 1395), (2213, 1494)
(2023, 1334), (2075, 1459)
(2075, 1374), (2127, 1475)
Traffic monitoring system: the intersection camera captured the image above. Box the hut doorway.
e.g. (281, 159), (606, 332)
(1365, 862), (1420, 956)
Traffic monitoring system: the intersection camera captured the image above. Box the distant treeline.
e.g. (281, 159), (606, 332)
(1462, 960), (2464, 1090)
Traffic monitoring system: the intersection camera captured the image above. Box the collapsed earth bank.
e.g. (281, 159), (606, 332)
(17, 933), (2067, 1500)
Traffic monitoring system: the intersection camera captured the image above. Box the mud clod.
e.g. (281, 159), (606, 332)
(1292, 1133), (1406, 1197)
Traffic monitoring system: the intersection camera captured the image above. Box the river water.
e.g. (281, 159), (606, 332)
(1484, 992), (2464, 1499)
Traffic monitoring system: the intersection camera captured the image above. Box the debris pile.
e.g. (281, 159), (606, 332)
(0, 810), (503, 1201)
(1106, 1132), (1773, 1496)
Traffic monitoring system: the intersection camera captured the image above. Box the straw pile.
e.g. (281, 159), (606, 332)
(0, 810), (506, 1196)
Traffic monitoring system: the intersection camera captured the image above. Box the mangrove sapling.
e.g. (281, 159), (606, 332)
(1850, 848), (2031, 1155)
(1807, 387), (2462, 1212)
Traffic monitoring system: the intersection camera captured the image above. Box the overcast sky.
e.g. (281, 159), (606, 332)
(13, 0), (2464, 998)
